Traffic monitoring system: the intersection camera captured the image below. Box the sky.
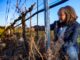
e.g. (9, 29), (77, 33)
(0, 0), (80, 27)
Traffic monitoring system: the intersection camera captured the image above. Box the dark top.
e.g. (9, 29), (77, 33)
(34, 20), (80, 46)
(50, 20), (80, 46)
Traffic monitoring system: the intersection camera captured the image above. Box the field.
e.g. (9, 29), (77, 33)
(0, 28), (80, 60)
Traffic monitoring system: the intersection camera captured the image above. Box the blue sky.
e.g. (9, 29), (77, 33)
(0, 0), (80, 27)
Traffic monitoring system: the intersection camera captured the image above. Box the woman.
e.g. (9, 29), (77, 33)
(50, 6), (79, 60)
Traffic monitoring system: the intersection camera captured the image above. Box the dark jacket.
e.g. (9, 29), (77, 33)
(34, 20), (80, 46)
(50, 20), (80, 46)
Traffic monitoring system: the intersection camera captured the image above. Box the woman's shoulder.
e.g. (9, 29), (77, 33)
(52, 20), (59, 24)
(71, 21), (80, 31)
(74, 21), (80, 28)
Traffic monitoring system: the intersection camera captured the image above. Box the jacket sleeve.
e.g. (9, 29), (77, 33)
(69, 24), (79, 46)
(50, 21), (56, 30)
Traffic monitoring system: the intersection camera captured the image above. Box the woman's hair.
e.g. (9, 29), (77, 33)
(58, 5), (78, 25)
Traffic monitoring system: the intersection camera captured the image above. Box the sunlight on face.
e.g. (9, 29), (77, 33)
(58, 10), (66, 22)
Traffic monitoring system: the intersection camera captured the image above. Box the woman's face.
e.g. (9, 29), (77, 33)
(58, 10), (66, 22)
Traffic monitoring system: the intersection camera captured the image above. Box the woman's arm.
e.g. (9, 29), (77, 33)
(69, 24), (80, 46)
(50, 21), (57, 30)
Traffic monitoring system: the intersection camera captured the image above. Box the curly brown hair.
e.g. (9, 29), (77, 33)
(58, 6), (78, 25)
